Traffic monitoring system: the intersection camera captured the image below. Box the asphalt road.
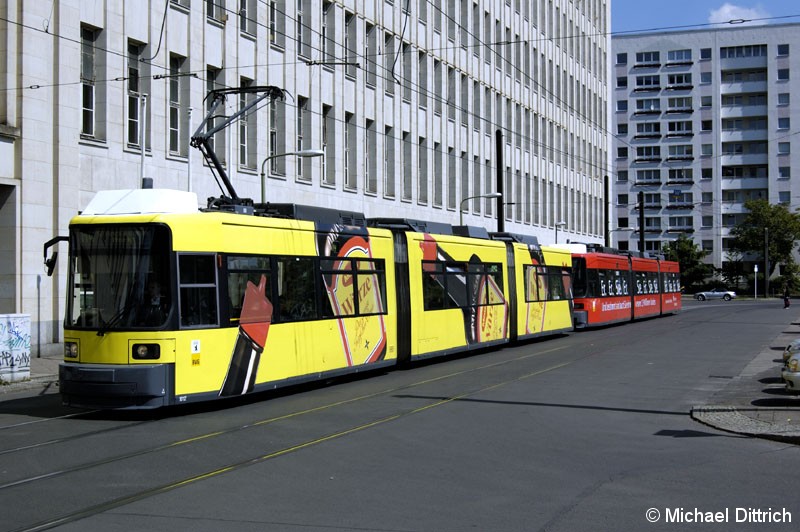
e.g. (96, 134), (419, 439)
(1, 299), (797, 532)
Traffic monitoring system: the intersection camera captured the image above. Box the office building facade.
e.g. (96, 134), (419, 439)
(612, 24), (800, 271)
(1, 1), (609, 354)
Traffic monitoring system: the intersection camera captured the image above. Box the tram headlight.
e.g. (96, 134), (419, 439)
(789, 357), (800, 373)
(64, 342), (78, 359)
(132, 343), (161, 360)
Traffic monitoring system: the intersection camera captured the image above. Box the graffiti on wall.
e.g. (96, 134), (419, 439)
(0, 315), (31, 382)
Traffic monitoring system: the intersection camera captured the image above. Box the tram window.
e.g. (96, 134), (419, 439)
(227, 256), (273, 325)
(277, 257), (317, 321)
(546, 266), (566, 300)
(356, 260), (387, 314)
(445, 262), (468, 308)
(422, 261), (446, 310)
(319, 258), (388, 317)
(524, 265), (539, 302)
(178, 254), (218, 328)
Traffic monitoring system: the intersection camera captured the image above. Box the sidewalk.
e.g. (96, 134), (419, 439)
(0, 354), (61, 396)
(692, 315), (800, 444)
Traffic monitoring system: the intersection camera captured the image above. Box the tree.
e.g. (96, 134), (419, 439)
(729, 200), (800, 276)
(662, 233), (711, 290)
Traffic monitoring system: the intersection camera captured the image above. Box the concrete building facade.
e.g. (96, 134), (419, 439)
(611, 24), (800, 273)
(1, 0), (610, 355)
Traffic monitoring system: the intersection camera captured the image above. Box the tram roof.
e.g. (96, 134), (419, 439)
(368, 218), (455, 235)
(257, 203), (367, 227)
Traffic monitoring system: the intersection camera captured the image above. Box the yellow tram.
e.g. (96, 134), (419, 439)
(45, 189), (575, 409)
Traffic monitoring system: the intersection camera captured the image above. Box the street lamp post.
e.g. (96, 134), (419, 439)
(459, 192), (502, 226)
(554, 220), (566, 244)
(609, 227), (634, 248)
(260, 149), (325, 203)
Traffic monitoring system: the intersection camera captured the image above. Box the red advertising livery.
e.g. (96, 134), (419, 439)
(567, 244), (681, 328)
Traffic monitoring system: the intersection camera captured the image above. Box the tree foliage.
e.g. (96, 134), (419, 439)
(662, 233), (711, 289)
(729, 200), (800, 275)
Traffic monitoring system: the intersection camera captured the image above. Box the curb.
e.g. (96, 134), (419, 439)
(692, 405), (800, 445)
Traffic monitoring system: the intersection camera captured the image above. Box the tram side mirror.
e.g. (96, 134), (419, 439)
(45, 252), (58, 277)
(43, 235), (69, 277)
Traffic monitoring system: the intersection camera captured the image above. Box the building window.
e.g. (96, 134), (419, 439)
(268, 98), (286, 174)
(700, 96), (712, 107)
(206, 67), (225, 165)
(701, 144), (712, 156)
(701, 168), (712, 179)
(778, 93), (790, 106)
(720, 45), (767, 58)
(322, 3), (336, 64)
(617, 123), (628, 135)
(617, 170), (628, 182)
(269, 0), (285, 47)
(635, 51), (660, 65)
(345, 112), (357, 189)
(779, 191), (791, 204)
(700, 72), (711, 84)
(616, 52), (627, 64)
(384, 126), (395, 198)
(701, 120), (712, 132)
(419, 138), (428, 204)
(365, 23), (376, 86)
(635, 75), (659, 91)
(701, 192), (712, 204)
(617, 76), (628, 89)
(239, 0), (256, 35)
(635, 122), (661, 137)
(127, 41), (149, 149)
(81, 26), (101, 138)
(168, 54), (188, 156)
(700, 48), (711, 60)
(296, 96), (310, 180)
(635, 98), (660, 114)
(239, 78), (257, 170)
(384, 33), (395, 96)
(297, 1), (312, 59)
(402, 131), (412, 200)
(701, 216), (713, 228)
(345, 12), (357, 78)
(667, 49), (692, 63)
(778, 117), (790, 130)
(207, 0), (225, 22)
(667, 73), (692, 88)
(778, 142), (790, 155)
(322, 105), (335, 186)
(617, 100), (628, 112)
(365, 118), (374, 193)
(778, 44), (790, 56)
(779, 166), (791, 178)
(778, 69), (790, 81)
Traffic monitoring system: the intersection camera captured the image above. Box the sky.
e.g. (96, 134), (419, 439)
(610, 1), (800, 34)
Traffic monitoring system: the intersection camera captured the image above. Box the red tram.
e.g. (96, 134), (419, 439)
(568, 244), (681, 328)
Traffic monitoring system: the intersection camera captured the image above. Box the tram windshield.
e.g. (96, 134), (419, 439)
(66, 225), (173, 331)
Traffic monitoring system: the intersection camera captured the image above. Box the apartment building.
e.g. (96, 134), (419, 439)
(0, 1), (610, 354)
(611, 24), (800, 271)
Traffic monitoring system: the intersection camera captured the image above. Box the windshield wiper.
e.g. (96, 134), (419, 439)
(97, 302), (135, 336)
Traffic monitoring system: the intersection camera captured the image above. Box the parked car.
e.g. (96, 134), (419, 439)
(784, 339), (800, 364)
(782, 351), (800, 394)
(694, 288), (736, 301)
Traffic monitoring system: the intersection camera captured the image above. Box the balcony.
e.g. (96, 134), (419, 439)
(720, 153), (768, 166)
(719, 129), (768, 143)
(719, 104), (768, 119)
